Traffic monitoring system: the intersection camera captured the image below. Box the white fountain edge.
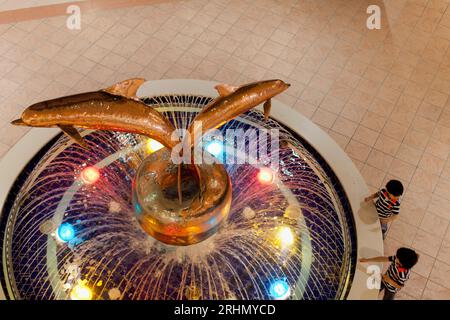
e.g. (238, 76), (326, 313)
(0, 79), (383, 300)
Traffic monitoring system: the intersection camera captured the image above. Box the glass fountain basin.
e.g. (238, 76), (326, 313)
(0, 94), (356, 300)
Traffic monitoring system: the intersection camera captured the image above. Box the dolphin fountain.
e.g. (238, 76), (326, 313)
(12, 78), (290, 246)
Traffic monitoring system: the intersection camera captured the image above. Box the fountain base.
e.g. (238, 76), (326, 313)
(132, 148), (232, 246)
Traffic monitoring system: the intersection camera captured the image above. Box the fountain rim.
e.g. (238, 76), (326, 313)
(0, 78), (383, 300)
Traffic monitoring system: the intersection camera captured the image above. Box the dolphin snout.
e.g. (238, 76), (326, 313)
(11, 118), (27, 126)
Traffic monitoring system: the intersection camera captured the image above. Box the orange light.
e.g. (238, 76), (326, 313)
(257, 168), (274, 184)
(81, 167), (100, 184)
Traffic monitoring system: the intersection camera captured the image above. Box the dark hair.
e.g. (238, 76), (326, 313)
(396, 247), (418, 269)
(386, 180), (404, 197)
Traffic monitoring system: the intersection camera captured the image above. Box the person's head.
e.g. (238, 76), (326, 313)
(386, 180), (404, 198)
(396, 247), (419, 269)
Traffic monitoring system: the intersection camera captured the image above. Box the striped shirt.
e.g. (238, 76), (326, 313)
(375, 188), (400, 219)
(382, 256), (411, 293)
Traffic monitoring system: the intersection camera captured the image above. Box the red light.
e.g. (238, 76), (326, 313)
(81, 167), (100, 184)
(257, 168), (274, 184)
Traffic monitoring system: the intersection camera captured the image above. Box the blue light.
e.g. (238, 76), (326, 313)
(205, 141), (223, 158)
(57, 223), (75, 242)
(135, 202), (142, 215)
(269, 279), (290, 300)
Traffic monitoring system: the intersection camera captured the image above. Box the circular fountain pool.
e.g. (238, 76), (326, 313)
(0, 80), (383, 300)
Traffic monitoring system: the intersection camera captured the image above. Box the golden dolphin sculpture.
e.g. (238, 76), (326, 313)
(186, 79), (290, 149)
(12, 78), (178, 150)
(11, 78), (290, 246)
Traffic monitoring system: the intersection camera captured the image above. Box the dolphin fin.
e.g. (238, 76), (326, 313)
(214, 84), (239, 97)
(58, 125), (89, 149)
(263, 99), (271, 120)
(11, 119), (27, 126)
(103, 78), (146, 99)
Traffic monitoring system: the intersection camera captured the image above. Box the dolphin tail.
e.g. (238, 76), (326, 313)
(58, 125), (89, 150)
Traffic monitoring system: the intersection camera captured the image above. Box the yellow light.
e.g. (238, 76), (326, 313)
(146, 139), (164, 153)
(257, 168), (274, 184)
(276, 226), (295, 247)
(70, 282), (93, 300)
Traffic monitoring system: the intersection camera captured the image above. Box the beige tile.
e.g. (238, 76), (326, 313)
(420, 212), (450, 238)
(311, 108), (337, 129)
(424, 89), (449, 108)
(402, 272), (428, 299)
(422, 280), (450, 299)
(404, 129), (431, 151)
(331, 116), (358, 138)
(70, 56), (96, 75)
(417, 101), (443, 122)
(300, 86), (326, 106)
(389, 219), (418, 245)
(319, 95), (346, 115)
(412, 229), (443, 257)
(388, 158), (416, 182)
(374, 134), (402, 155)
(430, 260), (450, 290)
(410, 168), (440, 193)
(341, 102), (367, 123)
(396, 144), (424, 166)
(360, 164), (386, 189)
(361, 111), (387, 132)
(435, 177), (450, 201)
(427, 194), (450, 220)
(398, 201), (426, 228)
(414, 250), (436, 279)
(352, 125), (379, 147)
(293, 99), (317, 119)
(443, 163), (450, 181)
(412, 115), (437, 134)
(366, 149), (394, 171)
(418, 152), (445, 175)
(432, 124), (450, 144)
(437, 239), (450, 265)
(382, 120), (409, 142)
(328, 130), (350, 150)
(345, 139), (371, 162)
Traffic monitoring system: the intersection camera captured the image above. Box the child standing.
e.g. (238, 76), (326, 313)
(364, 179), (404, 240)
(360, 247), (419, 300)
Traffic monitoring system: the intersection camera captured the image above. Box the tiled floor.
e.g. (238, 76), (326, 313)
(0, 0), (79, 12)
(1, 0), (450, 300)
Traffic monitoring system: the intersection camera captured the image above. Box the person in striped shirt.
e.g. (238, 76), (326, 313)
(364, 180), (404, 240)
(360, 247), (419, 300)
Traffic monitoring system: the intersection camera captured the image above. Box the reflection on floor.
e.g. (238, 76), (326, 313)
(0, 0), (450, 300)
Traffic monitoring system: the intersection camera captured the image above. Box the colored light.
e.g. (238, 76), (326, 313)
(269, 279), (290, 300)
(277, 226), (295, 247)
(70, 282), (93, 300)
(57, 223), (75, 242)
(146, 139), (164, 153)
(257, 168), (274, 184)
(205, 141), (223, 158)
(81, 167), (100, 184)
